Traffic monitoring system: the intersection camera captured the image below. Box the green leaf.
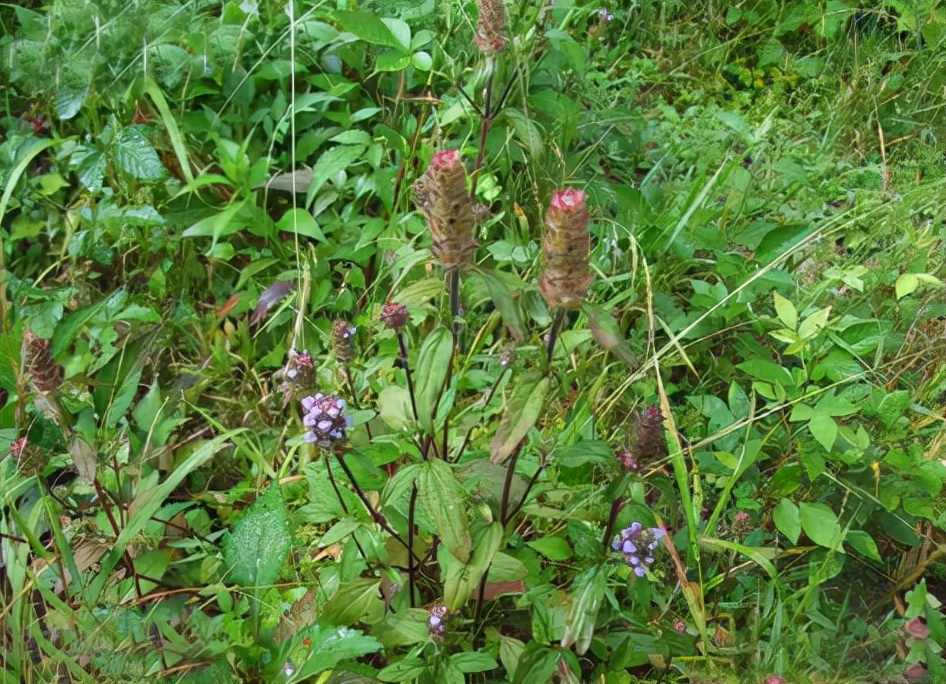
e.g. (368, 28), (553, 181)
(586, 304), (638, 368)
(418, 459), (471, 562)
(773, 291), (797, 329)
(321, 577), (383, 626)
(443, 521), (503, 610)
(773, 498), (801, 544)
(378, 657), (427, 682)
(808, 412), (838, 452)
(555, 440), (613, 468)
(451, 652), (499, 674)
(526, 536), (573, 561)
(290, 625), (381, 682)
(88, 432), (239, 603)
(560, 564), (609, 655)
(305, 144), (366, 205)
(477, 271), (525, 341)
(378, 385), (414, 430)
(276, 207), (326, 241)
(113, 126), (167, 181)
(895, 273), (919, 299)
(334, 10), (408, 51)
(413, 326), (453, 434)
(797, 306), (831, 340)
(490, 375), (551, 464)
(799, 502), (844, 551)
(225, 483), (291, 587)
(737, 358), (795, 387)
(846, 530), (882, 562)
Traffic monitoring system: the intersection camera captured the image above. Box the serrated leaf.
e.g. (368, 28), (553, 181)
(418, 459), (471, 562)
(225, 483), (291, 587)
(113, 126), (167, 181)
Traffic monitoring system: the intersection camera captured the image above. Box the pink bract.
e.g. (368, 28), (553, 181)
(550, 188), (586, 211)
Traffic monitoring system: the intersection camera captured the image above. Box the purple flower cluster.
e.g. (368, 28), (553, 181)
(301, 393), (352, 447)
(612, 522), (665, 577)
(427, 603), (448, 640)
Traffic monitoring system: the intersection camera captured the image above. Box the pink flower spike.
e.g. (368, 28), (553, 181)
(904, 616), (930, 640)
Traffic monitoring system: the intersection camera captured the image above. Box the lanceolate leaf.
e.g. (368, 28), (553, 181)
(413, 326), (453, 434)
(490, 374), (550, 464)
(417, 458), (471, 562)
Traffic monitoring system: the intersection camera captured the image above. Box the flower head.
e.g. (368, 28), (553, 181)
(427, 602), (449, 640)
(474, 0), (507, 57)
(612, 522), (665, 577)
(539, 188), (593, 310)
(332, 320), (357, 363)
(904, 616), (930, 640)
(413, 149), (478, 271)
(301, 393), (353, 447)
(380, 302), (409, 330)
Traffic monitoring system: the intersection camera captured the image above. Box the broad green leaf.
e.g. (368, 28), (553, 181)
(418, 459), (471, 562)
(113, 125), (167, 181)
(321, 577), (383, 626)
(413, 326), (453, 434)
(443, 521), (503, 610)
(490, 375), (551, 464)
(371, 609), (430, 647)
(846, 529), (882, 562)
(797, 306), (831, 340)
(289, 625), (381, 682)
(526, 536), (573, 561)
(773, 498), (801, 544)
(378, 657), (427, 682)
(808, 412), (838, 452)
(451, 652), (499, 674)
(773, 291), (797, 329)
(555, 440), (613, 468)
(276, 207), (326, 241)
(378, 385), (414, 430)
(477, 271), (525, 341)
(512, 643), (559, 684)
(334, 10), (407, 50)
(895, 273), (919, 299)
(305, 144), (366, 206)
(225, 483), (291, 587)
(737, 358), (795, 387)
(799, 502), (844, 551)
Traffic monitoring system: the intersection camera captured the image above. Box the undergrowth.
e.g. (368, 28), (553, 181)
(1, 1), (945, 683)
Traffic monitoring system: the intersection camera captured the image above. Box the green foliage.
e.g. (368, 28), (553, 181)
(1, 0), (945, 682)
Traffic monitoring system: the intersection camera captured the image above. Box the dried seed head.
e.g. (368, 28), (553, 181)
(301, 393), (352, 448)
(539, 188), (593, 310)
(632, 404), (667, 465)
(380, 302), (409, 330)
(413, 150), (478, 270)
(23, 331), (63, 393)
(474, 0), (507, 57)
(331, 320), (356, 363)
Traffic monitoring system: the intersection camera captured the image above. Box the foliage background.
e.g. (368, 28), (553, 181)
(0, 0), (945, 682)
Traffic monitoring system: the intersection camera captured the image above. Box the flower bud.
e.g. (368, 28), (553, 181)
(380, 302), (409, 330)
(331, 320), (356, 363)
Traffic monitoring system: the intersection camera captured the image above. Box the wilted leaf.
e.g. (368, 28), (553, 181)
(69, 435), (96, 483)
